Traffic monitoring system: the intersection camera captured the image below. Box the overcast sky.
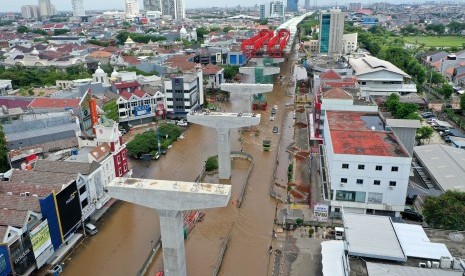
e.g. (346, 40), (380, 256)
(1, 0), (429, 13)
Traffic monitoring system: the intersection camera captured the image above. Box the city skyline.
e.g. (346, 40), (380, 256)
(1, 0), (448, 13)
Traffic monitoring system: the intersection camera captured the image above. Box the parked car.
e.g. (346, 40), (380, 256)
(271, 109), (276, 115)
(421, 112), (434, 118)
(270, 116), (275, 121)
(177, 120), (188, 127)
(50, 264), (63, 275)
(84, 223), (98, 236)
(401, 209), (423, 222)
(272, 126), (279, 133)
(426, 118), (437, 124)
(433, 125), (449, 131)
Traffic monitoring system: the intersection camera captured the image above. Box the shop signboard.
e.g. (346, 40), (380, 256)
(314, 204), (329, 221)
(56, 181), (82, 238)
(134, 105), (151, 116)
(8, 235), (35, 275)
(30, 220), (54, 268)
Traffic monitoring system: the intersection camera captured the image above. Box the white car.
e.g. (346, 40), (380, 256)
(85, 223), (98, 236)
(177, 121), (188, 127)
(270, 116), (275, 121)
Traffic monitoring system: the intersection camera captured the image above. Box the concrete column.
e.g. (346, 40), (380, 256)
(217, 128), (231, 179)
(158, 209), (187, 276)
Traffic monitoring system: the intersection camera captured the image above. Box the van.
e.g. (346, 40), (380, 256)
(84, 223), (98, 236)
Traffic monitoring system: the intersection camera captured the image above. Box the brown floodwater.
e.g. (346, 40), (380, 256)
(63, 53), (295, 276)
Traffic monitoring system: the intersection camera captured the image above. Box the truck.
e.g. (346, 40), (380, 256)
(263, 140), (271, 151)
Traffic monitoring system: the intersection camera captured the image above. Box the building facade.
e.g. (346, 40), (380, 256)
(319, 9), (345, 56)
(164, 73), (202, 117)
(286, 0), (298, 12)
(125, 0), (140, 18)
(21, 5), (40, 19)
(342, 33), (358, 54)
(260, 1), (284, 20)
(144, 0), (162, 11)
(38, 0), (53, 17)
(71, 0), (85, 16)
(348, 2), (361, 12)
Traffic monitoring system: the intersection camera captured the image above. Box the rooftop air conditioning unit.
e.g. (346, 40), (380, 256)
(418, 263), (427, 268)
(440, 256), (452, 269)
(20, 193), (26, 196)
(432, 261), (440, 269)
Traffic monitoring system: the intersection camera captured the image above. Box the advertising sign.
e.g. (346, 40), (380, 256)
(30, 220), (54, 268)
(314, 204), (329, 221)
(56, 181), (82, 238)
(8, 236), (35, 275)
(0, 244), (12, 276)
(134, 105), (151, 116)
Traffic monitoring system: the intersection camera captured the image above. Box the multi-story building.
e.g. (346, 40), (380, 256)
(115, 87), (165, 124)
(348, 2), (362, 12)
(125, 0), (140, 18)
(349, 55), (417, 97)
(164, 72), (203, 118)
(161, 0), (185, 20)
(38, 0), (53, 17)
(144, 0), (161, 11)
(318, 9), (345, 56)
(304, 0), (310, 10)
(321, 110), (412, 217)
(342, 33), (358, 54)
(260, 1), (284, 20)
(71, 0), (85, 16)
(286, 0), (298, 12)
(21, 5), (40, 19)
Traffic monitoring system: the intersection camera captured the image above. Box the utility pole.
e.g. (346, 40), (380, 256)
(428, 68), (433, 111)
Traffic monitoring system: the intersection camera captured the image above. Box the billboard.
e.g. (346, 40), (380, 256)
(314, 204), (329, 222)
(8, 236), (35, 275)
(0, 244), (12, 276)
(56, 181), (82, 238)
(30, 220), (54, 268)
(39, 194), (63, 250)
(134, 105), (151, 116)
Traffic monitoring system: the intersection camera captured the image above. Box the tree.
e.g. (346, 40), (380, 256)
(416, 126), (434, 145)
(423, 190), (465, 230)
(0, 125), (9, 173)
(205, 156), (218, 172)
(102, 99), (119, 122)
(385, 93), (400, 112)
(222, 26), (234, 33)
(222, 65), (239, 80)
(426, 23), (445, 35)
(54, 29), (69, 36)
(32, 29), (48, 35)
(441, 83), (454, 100)
(17, 26), (29, 34)
(196, 27), (209, 41)
(460, 94), (465, 114)
(126, 132), (155, 158)
(395, 103), (418, 119)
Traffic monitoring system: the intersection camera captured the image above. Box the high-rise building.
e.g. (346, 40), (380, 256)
(286, 0), (298, 12)
(21, 5), (40, 19)
(72, 0), (85, 16)
(304, 0), (311, 10)
(348, 2), (361, 12)
(125, 0), (140, 18)
(144, 0), (162, 11)
(38, 0), (52, 17)
(318, 9), (345, 56)
(260, 1), (284, 20)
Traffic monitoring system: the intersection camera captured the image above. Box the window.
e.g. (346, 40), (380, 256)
(391, 166), (399, 172)
(389, 181), (396, 187)
(358, 164), (365, 170)
(342, 163), (349, 169)
(118, 168), (122, 176)
(335, 190), (366, 203)
(79, 185), (86, 195)
(167, 98), (173, 101)
(367, 192), (383, 204)
(373, 180), (381, 185)
(356, 179), (363, 185)
(122, 151), (126, 159)
(375, 165), (383, 171)
(124, 164), (127, 172)
(341, 178), (347, 183)
(117, 156), (121, 164)
(82, 198), (88, 208)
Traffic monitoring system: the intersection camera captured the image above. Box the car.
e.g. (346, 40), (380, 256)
(426, 118), (437, 124)
(271, 109), (276, 115)
(270, 116), (275, 121)
(433, 125), (449, 131)
(272, 126), (279, 133)
(177, 120), (188, 127)
(50, 264), (63, 274)
(401, 209), (423, 222)
(273, 105), (278, 110)
(421, 112), (434, 118)
(119, 128), (128, 135)
(84, 223), (98, 236)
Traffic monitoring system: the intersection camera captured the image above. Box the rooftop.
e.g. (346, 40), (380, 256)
(0, 194), (41, 212)
(0, 209), (29, 228)
(28, 98), (80, 109)
(0, 182), (64, 197)
(327, 111), (409, 157)
(349, 55), (410, 78)
(386, 119), (422, 129)
(34, 160), (100, 175)
(343, 213), (407, 262)
(10, 170), (76, 186)
(414, 144), (465, 192)
(366, 262), (462, 276)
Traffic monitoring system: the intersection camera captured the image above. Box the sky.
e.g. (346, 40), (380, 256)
(1, 0), (431, 13)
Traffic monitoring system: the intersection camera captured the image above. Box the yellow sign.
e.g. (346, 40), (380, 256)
(30, 220), (52, 258)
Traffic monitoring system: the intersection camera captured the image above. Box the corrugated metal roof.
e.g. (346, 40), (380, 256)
(414, 144), (465, 192)
(5, 123), (78, 142)
(344, 213), (406, 262)
(366, 262), (462, 276)
(321, 240), (347, 276)
(386, 119), (421, 129)
(393, 223), (452, 260)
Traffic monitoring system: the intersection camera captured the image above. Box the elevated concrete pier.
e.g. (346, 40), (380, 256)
(220, 83), (273, 113)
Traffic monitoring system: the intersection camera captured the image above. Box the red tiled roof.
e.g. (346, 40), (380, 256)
(122, 55), (140, 65)
(120, 91), (132, 100)
(0, 99), (31, 109)
(133, 89), (146, 98)
(320, 69), (342, 80)
(327, 111), (408, 157)
(0, 194), (41, 212)
(323, 87), (353, 100)
(203, 63), (222, 75)
(0, 182), (63, 197)
(114, 81), (139, 89)
(28, 98), (80, 109)
(165, 54), (197, 72)
(0, 209), (28, 228)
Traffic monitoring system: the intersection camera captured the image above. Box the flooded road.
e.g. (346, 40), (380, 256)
(63, 48), (296, 276)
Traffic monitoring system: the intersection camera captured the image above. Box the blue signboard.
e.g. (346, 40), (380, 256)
(134, 105), (151, 116)
(39, 194), (63, 250)
(0, 244), (12, 276)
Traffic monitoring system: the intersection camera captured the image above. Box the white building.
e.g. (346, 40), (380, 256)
(349, 55), (417, 97)
(21, 5), (40, 19)
(259, 1), (284, 20)
(38, 0), (53, 17)
(319, 9), (345, 56)
(161, 0), (185, 20)
(342, 33), (358, 54)
(125, 0), (140, 18)
(146, 10), (162, 20)
(321, 110), (412, 217)
(164, 71), (203, 117)
(71, 0), (85, 16)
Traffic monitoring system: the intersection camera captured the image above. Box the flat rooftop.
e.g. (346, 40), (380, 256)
(327, 111), (409, 157)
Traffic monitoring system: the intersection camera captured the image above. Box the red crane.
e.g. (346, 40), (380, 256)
(267, 29), (290, 58)
(241, 29), (274, 59)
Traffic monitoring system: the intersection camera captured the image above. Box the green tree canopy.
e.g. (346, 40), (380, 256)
(54, 29), (69, 36)
(0, 125), (9, 173)
(196, 27), (209, 41)
(222, 65), (239, 80)
(416, 126), (434, 145)
(423, 190), (465, 230)
(426, 23), (445, 35)
(17, 26), (29, 34)
(441, 83), (454, 100)
(205, 156), (218, 172)
(460, 93), (465, 114)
